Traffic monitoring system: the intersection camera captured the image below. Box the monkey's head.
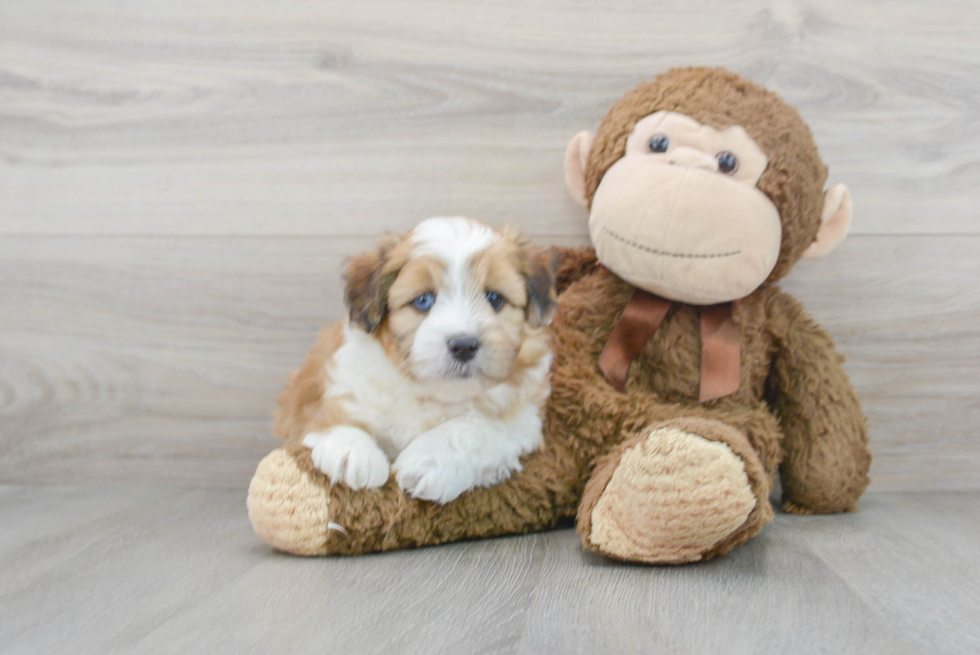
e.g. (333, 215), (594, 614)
(565, 67), (852, 305)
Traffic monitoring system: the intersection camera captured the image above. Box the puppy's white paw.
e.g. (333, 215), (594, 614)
(394, 442), (476, 504)
(302, 426), (390, 490)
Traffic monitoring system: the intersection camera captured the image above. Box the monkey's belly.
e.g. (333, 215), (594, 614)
(629, 312), (704, 402)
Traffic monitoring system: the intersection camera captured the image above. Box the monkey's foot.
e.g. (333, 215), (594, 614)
(247, 448), (335, 555)
(247, 446), (407, 556)
(576, 418), (773, 564)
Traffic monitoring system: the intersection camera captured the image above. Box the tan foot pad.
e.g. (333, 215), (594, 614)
(589, 427), (756, 563)
(247, 449), (330, 556)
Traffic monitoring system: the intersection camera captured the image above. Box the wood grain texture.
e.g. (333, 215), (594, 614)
(1, 235), (977, 490)
(1, 485), (977, 655)
(2, 0), (979, 236)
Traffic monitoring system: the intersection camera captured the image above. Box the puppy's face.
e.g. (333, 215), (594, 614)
(344, 217), (556, 386)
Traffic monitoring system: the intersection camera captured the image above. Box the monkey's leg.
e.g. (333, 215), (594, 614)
(575, 416), (776, 564)
(247, 440), (580, 556)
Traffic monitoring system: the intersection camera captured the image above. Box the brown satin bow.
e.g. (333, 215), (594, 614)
(597, 288), (741, 403)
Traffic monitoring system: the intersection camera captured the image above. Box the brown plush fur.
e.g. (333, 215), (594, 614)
(247, 68), (871, 562)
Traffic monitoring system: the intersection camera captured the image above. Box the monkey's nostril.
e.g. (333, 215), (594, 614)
(447, 335), (480, 363)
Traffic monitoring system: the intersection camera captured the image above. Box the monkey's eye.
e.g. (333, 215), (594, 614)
(411, 292), (435, 312)
(485, 291), (506, 312)
(648, 134), (670, 153)
(716, 151), (739, 174)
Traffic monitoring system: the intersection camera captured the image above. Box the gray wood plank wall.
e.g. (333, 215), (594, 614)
(2, 0), (978, 491)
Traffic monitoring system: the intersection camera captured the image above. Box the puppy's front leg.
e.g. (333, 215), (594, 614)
(303, 426), (390, 490)
(394, 409), (542, 504)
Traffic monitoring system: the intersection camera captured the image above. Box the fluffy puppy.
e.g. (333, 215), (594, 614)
(274, 217), (557, 504)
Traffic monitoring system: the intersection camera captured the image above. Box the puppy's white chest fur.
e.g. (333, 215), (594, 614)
(329, 327), (489, 458)
(302, 324), (551, 504)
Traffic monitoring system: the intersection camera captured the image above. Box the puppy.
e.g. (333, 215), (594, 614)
(274, 217), (557, 504)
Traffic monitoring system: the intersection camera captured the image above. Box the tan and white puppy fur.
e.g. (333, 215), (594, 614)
(275, 217), (556, 504)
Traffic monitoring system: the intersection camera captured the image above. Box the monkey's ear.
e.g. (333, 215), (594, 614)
(804, 184), (852, 260)
(343, 234), (401, 332)
(564, 131), (593, 208)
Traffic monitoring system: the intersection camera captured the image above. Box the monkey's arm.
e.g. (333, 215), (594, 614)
(765, 289), (871, 513)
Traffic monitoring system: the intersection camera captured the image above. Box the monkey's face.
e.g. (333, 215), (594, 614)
(585, 111), (782, 304)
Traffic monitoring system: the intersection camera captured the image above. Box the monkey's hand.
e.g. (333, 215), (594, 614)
(765, 289), (871, 514)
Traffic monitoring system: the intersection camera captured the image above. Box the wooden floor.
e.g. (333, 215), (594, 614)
(3, 1), (980, 653)
(2, 485), (978, 655)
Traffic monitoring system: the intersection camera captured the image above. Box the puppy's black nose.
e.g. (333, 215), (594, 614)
(447, 335), (480, 363)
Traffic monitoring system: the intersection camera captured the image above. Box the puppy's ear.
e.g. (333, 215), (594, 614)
(344, 233), (403, 333)
(522, 245), (558, 328)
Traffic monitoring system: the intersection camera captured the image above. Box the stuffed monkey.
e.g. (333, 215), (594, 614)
(247, 67), (870, 563)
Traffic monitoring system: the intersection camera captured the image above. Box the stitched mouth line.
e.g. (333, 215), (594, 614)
(601, 226), (741, 259)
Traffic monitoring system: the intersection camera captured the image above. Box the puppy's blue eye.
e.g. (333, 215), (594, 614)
(485, 291), (505, 312)
(412, 292), (435, 312)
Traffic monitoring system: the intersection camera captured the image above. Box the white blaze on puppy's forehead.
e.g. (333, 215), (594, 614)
(391, 216), (541, 386)
(410, 217), (500, 278)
